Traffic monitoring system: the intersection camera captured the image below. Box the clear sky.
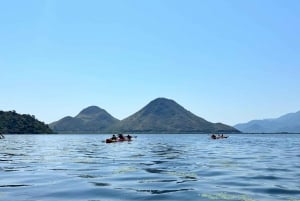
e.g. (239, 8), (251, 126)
(1, 0), (300, 126)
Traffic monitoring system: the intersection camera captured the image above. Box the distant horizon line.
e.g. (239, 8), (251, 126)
(1, 95), (299, 127)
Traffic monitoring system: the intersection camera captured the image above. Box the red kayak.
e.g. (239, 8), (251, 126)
(105, 138), (132, 143)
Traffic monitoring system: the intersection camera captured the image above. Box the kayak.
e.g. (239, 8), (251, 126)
(105, 138), (132, 143)
(211, 135), (229, 140)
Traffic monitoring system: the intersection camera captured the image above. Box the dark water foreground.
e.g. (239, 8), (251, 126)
(0, 134), (300, 201)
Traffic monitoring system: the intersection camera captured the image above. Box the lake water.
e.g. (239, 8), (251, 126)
(0, 134), (300, 201)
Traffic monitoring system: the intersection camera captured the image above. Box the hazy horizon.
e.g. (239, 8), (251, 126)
(1, 0), (300, 126)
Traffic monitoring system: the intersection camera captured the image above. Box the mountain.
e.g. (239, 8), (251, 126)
(50, 98), (240, 134)
(113, 98), (240, 133)
(234, 111), (300, 133)
(0, 110), (53, 134)
(49, 106), (120, 133)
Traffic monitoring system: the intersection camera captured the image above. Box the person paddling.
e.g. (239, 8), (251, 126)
(126, 134), (132, 141)
(111, 134), (117, 141)
(118, 134), (125, 141)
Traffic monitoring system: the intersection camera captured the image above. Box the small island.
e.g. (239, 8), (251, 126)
(0, 110), (54, 134)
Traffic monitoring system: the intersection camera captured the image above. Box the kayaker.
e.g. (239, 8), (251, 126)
(126, 134), (132, 141)
(118, 134), (125, 140)
(211, 134), (217, 139)
(0, 133), (4, 139)
(111, 134), (117, 141)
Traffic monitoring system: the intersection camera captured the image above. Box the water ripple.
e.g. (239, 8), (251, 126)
(135, 188), (193, 194)
(0, 134), (300, 201)
(0, 184), (30, 188)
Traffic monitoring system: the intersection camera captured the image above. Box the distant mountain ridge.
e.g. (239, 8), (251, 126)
(50, 98), (240, 134)
(234, 111), (300, 133)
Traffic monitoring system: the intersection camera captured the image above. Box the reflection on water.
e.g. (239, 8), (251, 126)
(200, 192), (256, 201)
(0, 134), (300, 201)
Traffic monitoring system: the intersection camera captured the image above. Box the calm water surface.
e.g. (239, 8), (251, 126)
(0, 134), (300, 201)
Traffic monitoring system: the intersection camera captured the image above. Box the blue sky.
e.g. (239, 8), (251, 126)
(1, 0), (300, 126)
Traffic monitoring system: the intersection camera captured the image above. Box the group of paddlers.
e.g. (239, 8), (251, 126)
(211, 134), (228, 139)
(106, 133), (133, 143)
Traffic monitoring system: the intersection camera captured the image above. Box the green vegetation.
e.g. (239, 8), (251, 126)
(49, 106), (120, 133)
(113, 98), (240, 134)
(50, 98), (240, 134)
(0, 110), (54, 134)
